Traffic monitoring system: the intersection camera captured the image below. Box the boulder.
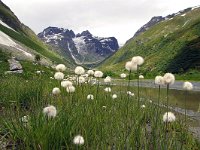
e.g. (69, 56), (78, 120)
(5, 58), (23, 74)
(8, 58), (22, 71)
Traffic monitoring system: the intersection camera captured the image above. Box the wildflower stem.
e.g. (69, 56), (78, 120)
(155, 85), (161, 127)
(184, 91), (187, 124)
(166, 84), (169, 127)
(165, 84), (169, 149)
(137, 66), (140, 108)
(167, 84), (169, 114)
(96, 79), (99, 100)
(89, 76), (92, 91)
(128, 70), (131, 92)
(158, 85), (161, 107)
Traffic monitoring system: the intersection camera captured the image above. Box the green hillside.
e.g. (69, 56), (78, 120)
(99, 7), (200, 80)
(0, 1), (74, 68)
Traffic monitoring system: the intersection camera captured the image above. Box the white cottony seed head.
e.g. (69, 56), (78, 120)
(78, 76), (85, 84)
(55, 64), (66, 72)
(183, 81), (193, 91)
(120, 73), (126, 78)
(104, 76), (112, 83)
(43, 105), (57, 118)
(75, 66), (85, 75)
(125, 61), (137, 71)
(52, 87), (61, 95)
(131, 56), (144, 66)
(155, 76), (164, 85)
(66, 85), (75, 93)
(127, 91), (134, 96)
(163, 73), (175, 85)
(139, 75), (144, 79)
(112, 94), (117, 99)
(163, 112), (176, 123)
(104, 87), (111, 92)
(94, 71), (103, 78)
(87, 70), (94, 76)
(73, 135), (84, 145)
(54, 72), (64, 80)
(61, 80), (73, 88)
(87, 94), (94, 100)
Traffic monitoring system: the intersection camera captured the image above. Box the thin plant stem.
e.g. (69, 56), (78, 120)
(96, 78), (99, 100)
(166, 84), (169, 127)
(126, 71), (131, 116)
(155, 85), (161, 128)
(137, 66), (140, 108)
(158, 85), (161, 107)
(89, 76), (92, 91)
(184, 91), (187, 124)
(127, 70), (131, 92)
(166, 84), (169, 149)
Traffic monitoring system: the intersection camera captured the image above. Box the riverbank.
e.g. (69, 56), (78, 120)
(109, 79), (200, 91)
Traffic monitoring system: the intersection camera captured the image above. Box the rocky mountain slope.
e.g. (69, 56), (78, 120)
(38, 27), (119, 65)
(0, 0), (72, 67)
(99, 6), (200, 79)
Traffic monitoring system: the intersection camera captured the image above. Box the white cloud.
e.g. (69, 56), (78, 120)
(2, 0), (200, 44)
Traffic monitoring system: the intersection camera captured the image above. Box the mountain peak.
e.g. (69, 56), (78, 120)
(150, 16), (164, 22)
(76, 30), (92, 37)
(81, 30), (91, 35)
(38, 27), (119, 65)
(38, 26), (75, 39)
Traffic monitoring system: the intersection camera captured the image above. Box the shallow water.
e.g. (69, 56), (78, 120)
(140, 87), (200, 113)
(111, 79), (200, 113)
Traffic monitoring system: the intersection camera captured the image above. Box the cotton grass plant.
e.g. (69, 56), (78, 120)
(125, 56), (144, 107)
(94, 70), (103, 99)
(155, 76), (164, 113)
(0, 61), (199, 149)
(163, 73), (175, 121)
(183, 81), (193, 124)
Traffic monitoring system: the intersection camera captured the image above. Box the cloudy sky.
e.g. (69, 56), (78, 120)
(2, 0), (200, 44)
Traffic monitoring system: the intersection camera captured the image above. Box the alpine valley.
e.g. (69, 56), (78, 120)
(1, 1), (200, 149)
(0, 0), (200, 80)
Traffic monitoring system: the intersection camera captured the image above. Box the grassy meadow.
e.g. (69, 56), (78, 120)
(0, 56), (200, 149)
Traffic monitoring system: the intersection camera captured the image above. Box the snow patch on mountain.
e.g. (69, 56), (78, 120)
(67, 42), (79, 64)
(45, 33), (64, 43)
(0, 31), (32, 57)
(99, 38), (112, 43)
(73, 36), (86, 54)
(192, 5), (200, 10)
